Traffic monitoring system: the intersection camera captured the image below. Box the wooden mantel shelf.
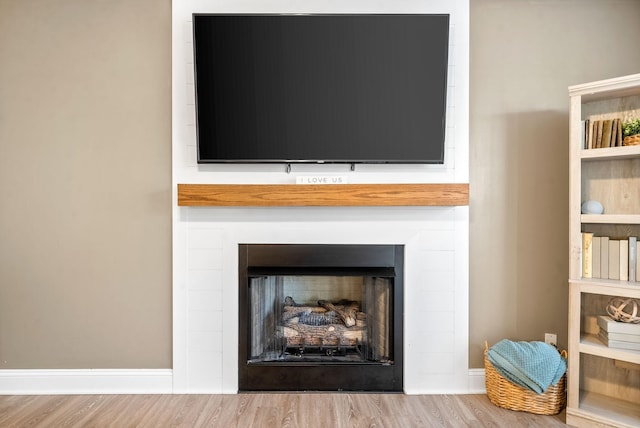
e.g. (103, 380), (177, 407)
(177, 183), (469, 207)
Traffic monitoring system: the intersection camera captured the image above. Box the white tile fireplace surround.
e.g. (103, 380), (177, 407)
(172, 0), (471, 394)
(173, 206), (470, 394)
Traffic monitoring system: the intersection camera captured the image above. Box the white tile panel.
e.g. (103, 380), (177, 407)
(188, 289), (222, 312)
(415, 230), (456, 251)
(187, 350), (222, 392)
(409, 310), (455, 334)
(188, 307), (222, 333)
(419, 250), (455, 272)
(416, 332), (456, 353)
(416, 291), (455, 313)
(187, 228), (224, 249)
(414, 269), (455, 292)
(187, 248), (223, 270)
(187, 268), (223, 291)
(188, 331), (223, 353)
(419, 353), (456, 375)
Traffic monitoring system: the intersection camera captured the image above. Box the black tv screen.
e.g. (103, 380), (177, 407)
(193, 14), (449, 164)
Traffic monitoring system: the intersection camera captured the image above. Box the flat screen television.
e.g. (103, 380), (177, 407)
(192, 14), (449, 164)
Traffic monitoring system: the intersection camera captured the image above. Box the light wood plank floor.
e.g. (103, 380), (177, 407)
(0, 393), (567, 427)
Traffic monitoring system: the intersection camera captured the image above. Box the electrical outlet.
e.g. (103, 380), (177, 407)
(545, 333), (557, 347)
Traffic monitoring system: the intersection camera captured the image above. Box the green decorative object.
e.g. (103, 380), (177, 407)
(622, 118), (640, 146)
(622, 118), (640, 137)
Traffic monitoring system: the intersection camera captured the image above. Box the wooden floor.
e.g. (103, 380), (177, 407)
(0, 393), (567, 427)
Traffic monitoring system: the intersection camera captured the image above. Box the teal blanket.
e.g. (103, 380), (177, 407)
(487, 340), (566, 394)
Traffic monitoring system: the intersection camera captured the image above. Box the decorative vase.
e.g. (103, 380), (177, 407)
(581, 200), (604, 215)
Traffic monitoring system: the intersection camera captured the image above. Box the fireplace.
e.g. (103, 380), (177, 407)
(172, 0), (469, 396)
(238, 244), (403, 392)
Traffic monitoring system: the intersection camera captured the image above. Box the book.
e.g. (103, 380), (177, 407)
(620, 239), (629, 281)
(588, 119), (595, 149)
(598, 331), (640, 351)
(600, 236), (609, 279)
(608, 239), (620, 280)
(600, 330), (640, 343)
(601, 119), (613, 148)
(598, 315), (640, 335)
(637, 240), (640, 282)
(582, 232), (594, 278)
(610, 119), (618, 147)
(595, 120), (603, 148)
(630, 237), (637, 282)
(617, 118), (623, 146)
(592, 237), (601, 278)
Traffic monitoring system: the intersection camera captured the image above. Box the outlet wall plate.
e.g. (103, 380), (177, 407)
(544, 333), (557, 347)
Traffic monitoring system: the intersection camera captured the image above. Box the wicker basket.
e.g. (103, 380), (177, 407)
(623, 134), (640, 146)
(484, 342), (567, 415)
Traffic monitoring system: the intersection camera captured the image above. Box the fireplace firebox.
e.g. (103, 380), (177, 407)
(238, 244), (403, 392)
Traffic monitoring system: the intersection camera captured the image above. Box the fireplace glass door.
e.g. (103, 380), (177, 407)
(249, 275), (393, 364)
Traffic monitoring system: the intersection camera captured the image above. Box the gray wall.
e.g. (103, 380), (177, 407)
(0, 0), (172, 368)
(469, 0), (640, 366)
(1, 0), (639, 370)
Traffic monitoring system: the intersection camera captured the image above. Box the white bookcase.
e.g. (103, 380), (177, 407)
(567, 74), (640, 428)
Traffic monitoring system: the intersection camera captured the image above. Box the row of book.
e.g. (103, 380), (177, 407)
(581, 233), (639, 281)
(582, 118), (624, 149)
(598, 315), (640, 351)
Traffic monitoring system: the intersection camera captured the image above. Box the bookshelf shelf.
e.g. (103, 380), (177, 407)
(579, 333), (640, 364)
(568, 73), (640, 428)
(581, 214), (640, 224)
(567, 390), (640, 428)
(570, 278), (640, 298)
(580, 144), (640, 161)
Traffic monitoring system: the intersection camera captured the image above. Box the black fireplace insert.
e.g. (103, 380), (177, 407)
(238, 244), (403, 392)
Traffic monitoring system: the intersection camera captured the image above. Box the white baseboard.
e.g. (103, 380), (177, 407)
(0, 369), (173, 395)
(467, 368), (486, 394)
(0, 369), (483, 395)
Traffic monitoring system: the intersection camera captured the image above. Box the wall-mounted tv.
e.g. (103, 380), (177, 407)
(192, 14), (449, 164)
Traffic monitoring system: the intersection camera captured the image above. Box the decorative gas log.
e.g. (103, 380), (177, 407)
(282, 324), (365, 347)
(281, 297), (366, 348)
(282, 304), (327, 322)
(318, 300), (359, 327)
